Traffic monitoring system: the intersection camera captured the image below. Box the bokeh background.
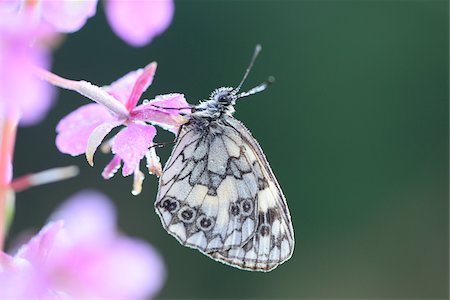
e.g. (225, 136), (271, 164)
(10, 1), (448, 299)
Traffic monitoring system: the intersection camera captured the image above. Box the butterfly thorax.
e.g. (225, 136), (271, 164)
(190, 87), (237, 121)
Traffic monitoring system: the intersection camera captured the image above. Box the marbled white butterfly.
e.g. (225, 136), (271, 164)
(155, 45), (294, 271)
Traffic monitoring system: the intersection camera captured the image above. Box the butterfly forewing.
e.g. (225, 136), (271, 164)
(155, 115), (294, 271)
(156, 121), (259, 252)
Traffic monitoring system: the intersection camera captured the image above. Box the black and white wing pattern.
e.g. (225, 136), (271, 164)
(155, 116), (294, 272)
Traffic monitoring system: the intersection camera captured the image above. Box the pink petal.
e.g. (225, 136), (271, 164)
(16, 221), (69, 267)
(0, 252), (38, 300)
(111, 123), (156, 176)
(50, 191), (165, 299)
(103, 63), (155, 107)
(105, 0), (174, 47)
(60, 237), (165, 299)
(2, 192), (165, 299)
(49, 190), (116, 243)
(0, 33), (56, 126)
(41, 0), (98, 33)
(56, 104), (114, 155)
(125, 62), (157, 111)
(132, 94), (190, 133)
(86, 120), (123, 166)
(0, 0), (21, 14)
(149, 93), (191, 114)
(102, 155), (122, 179)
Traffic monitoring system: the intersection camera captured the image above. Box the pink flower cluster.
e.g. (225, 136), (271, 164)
(0, 0), (174, 125)
(0, 190), (165, 300)
(0, 1), (177, 298)
(43, 62), (190, 195)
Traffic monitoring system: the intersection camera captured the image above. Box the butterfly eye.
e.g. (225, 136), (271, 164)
(217, 94), (229, 103)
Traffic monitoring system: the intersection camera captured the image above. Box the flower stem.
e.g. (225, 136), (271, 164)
(0, 116), (18, 250)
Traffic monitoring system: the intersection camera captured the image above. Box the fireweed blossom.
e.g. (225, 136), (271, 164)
(0, 190), (165, 299)
(0, 0), (174, 125)
(0, 0), (95, 250)
(37, 63), (190, 195)
(0, 0), (98, 125)
(104, 0), (174, 47)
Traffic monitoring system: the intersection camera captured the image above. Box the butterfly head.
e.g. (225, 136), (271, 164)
(191, 45), (273, 120)
(211, 87), (237, 106)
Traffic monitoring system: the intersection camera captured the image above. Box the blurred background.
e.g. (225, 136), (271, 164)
(10, 1), (448, 299)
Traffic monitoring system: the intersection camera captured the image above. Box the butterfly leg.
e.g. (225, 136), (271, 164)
(149, 124), (186, 149)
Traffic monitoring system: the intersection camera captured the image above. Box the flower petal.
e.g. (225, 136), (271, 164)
(0, 252), (37, 300)
(0, 33), (56, 126)
(125, 62), (157, 111)
(86, 120), (123, 166)
(55, 104), (113, 156)
(102, 155), (121, 179)
(103, 63), (155, 107)
(49, 190), (116, 242)
(148, 93), (191, 114)
(2, 192), (166, 299)
(60, 237), (165, 300)
(105, 0), (174, 47)
(131, 94), (190, 133)
(41, 0), (98, 33)
(15, 221), (69, 267)
(111, 123), (157, 177)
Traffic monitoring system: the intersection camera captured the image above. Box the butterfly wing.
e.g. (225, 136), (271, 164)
(205, 117), (294, 271)
(155, 121), (259, 253)
(155, 116), (294, 271)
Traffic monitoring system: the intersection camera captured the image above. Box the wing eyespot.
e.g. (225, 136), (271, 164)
(196, 215), (215, 231)
(240, 199), (254, 216)
(158, 197), (180, 213)
(229, 203), (240, 217)
(178, 206), (197, 223)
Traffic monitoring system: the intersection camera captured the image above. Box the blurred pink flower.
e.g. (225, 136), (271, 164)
(0, 0), (97, 126)
(105, 0), (174, 47)
(0, 31), (56, 126)
(0, 0), (98, 33)
(49, 62), (190, 194)
(0, 190), (165, 300)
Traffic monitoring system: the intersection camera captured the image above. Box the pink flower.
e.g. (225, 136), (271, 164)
(0, 17), (56, 126)
(0, 0), (98, 33)
(0, 190), (165, 300)
(46, 62), (190, 194)
(0, 0), (97, 126)
(104, 0), (174, 47)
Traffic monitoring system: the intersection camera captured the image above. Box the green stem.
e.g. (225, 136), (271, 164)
(0, 115), (18, 250)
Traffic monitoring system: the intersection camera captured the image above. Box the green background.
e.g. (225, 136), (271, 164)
(11, 1), (448, 299)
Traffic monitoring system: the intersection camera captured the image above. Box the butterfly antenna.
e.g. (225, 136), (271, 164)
(237, 76), (275, 99)
(235, 44), (262, 93)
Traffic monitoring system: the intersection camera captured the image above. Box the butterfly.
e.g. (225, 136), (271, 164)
(155, 45), (294, 272)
